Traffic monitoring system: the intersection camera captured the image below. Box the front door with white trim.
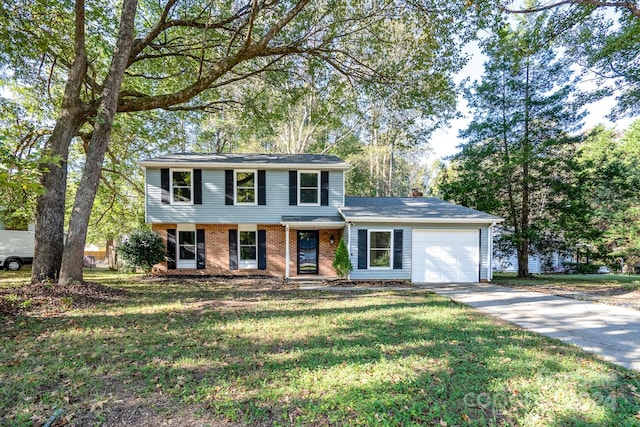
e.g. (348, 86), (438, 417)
(297, 230), (319, 274)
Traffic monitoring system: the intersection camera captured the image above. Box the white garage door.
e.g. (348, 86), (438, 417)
(411, 230), (479, 283)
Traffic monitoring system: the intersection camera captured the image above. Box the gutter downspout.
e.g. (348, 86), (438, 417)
(285, 224), (290, 279)
(346, 221), (352, 280)
(488, 221), (496, 282)
(143, 167), (148, 224)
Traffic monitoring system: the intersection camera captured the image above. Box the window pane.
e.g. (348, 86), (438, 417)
(240, 246), (257, 261)
(239, 231), (256, 245)
(300, 172), (318, 187)
(370, 232), (391, 250)
(173, 171), (191, 186)
(237, 188), (255, 203)
(179, 231), (195, 245)
(173, 188), (190, 202)
(370, 249), (390, 267)
(236, 172), (255, 187)
(179, 245), (196, 260)
(300, 188), (318, 204)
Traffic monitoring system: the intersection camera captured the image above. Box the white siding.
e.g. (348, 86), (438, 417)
(348, 223), (411, 280)
(146, 168), (344, 224)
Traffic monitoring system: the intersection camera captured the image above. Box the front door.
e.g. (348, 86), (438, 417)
(297, 230), (319, 274)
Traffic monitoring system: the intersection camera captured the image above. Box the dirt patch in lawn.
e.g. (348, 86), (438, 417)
(0, 281), (127, 317)
(28, 395), (237, 427)
(502, 283), (640, 311)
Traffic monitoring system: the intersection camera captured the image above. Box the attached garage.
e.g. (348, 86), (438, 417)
(411, 229), (480, 283)
(340, 197), (502, 283)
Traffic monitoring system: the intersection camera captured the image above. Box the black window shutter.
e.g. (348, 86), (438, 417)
(228, 229), (238, 270)
(225, 170), (234, 205)
(166, 228), (176, 270)
(161, 169), (170, 204)
(358, 229), (368, 269)
(194, 169), (202, 205)
(321, 171), (329, 206)
(258, 170), (266, 205)
(258, 229), (267, 270)
(196, 228), (205, 269)
(289, 171), (297, 205)
(393, 229), (403, 270)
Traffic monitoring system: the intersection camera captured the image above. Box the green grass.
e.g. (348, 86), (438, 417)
(2, 269), (639, 426)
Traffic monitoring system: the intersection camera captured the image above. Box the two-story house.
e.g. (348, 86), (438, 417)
(142, 153), (502, 282)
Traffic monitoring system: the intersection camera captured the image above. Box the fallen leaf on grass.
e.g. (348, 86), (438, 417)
(440, 419), (448, 426)
(90, 399), (108, 412)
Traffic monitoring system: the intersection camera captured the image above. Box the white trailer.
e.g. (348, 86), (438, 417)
(0, 229), (35, 271)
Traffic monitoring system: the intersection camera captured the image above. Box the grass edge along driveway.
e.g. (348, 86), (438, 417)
(1, 271), (640, 426)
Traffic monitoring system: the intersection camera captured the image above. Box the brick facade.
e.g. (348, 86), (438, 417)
(152, 223), (340, 278)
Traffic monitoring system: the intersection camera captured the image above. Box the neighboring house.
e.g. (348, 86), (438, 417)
(492, 252), (571, 274)
(141, 153), (502, 283)
(492, 227), (572, 274)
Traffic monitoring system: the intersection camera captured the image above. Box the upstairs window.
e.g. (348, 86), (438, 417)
(298, 171), (319, 205)
(369, 230), (392, 268)
(171, 169), (192, 204)
(235, 170), (256, 204)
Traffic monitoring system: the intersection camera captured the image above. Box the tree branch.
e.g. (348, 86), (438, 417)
(501, 0), (640, 19)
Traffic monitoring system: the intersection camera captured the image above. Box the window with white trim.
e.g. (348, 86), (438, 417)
(238, 225), (257, 269)
(235, 170), (256, 204)
(177, 225), (196, 269)
(298, 171), (319, 205)
(369, 230), (392, 268)
(171, 169), (192, 204)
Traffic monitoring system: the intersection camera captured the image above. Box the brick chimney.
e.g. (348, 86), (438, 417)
(407, 188), (423, 198)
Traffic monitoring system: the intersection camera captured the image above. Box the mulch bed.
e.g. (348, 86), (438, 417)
(142, 274), (300, 291)
(0, 281), (127, 317)
(322, 279), (417, 288)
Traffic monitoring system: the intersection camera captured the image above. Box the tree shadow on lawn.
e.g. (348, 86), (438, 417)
(2, 289), (639, 426)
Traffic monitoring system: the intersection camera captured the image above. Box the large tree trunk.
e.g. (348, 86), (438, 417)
(518, 60), (532, 278)
(58, 0), (138, 285)
(31, 0), (87, 284)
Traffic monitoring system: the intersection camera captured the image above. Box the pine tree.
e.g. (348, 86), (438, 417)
(439, 16), (585, 277)
(332, 239), (353, 278)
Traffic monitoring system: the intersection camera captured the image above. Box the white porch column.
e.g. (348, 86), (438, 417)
(285, 224), (290, 279)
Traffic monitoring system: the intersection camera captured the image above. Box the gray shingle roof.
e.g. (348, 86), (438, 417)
(281, 215), (344, 223)
(340, 197), (502, 223)
(140, 152), (349, 169)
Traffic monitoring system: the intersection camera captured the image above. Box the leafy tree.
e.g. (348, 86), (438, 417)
(501, 0), (640, 117)
(116, 228), (166, 274)
(1, 0), (482, 284)
(572, 121), (640, 267)
(437, 16), (585, 277)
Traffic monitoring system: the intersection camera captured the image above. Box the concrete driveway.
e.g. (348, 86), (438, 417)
(424, 283), (640, 371)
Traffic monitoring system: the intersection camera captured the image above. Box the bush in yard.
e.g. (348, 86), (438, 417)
(116, 228), (166, 274)
(332, 238), (352, 278)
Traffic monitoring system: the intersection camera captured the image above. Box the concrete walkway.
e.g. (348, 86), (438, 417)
(423, 283), (640, 371)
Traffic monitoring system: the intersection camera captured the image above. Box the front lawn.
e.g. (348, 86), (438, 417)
(2, 270), (639, 426)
